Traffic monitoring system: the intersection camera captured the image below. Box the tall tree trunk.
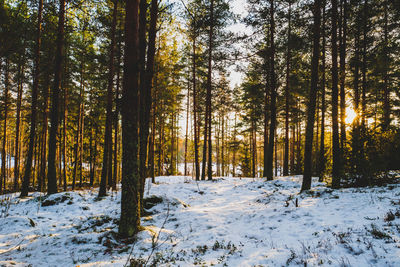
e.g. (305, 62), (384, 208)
(263, 39), (270, 178)
(382, 1), (390, 130)
(283, 2), (291, 176)
(39, 82), (50, 192)
(184, 84), (190, 176)
(139, 0), (158, 198)
(149, 103), (156, 183)
(79, 102), (84, 187)
(339, 0), (347, 148)
(361, 0), (368, 128)
(265, 0), (276, 181)
(73, 63), (84, 190)
(14, 61), (24, 191)
(21, 0), (43, 197)
(318, 3), (326, 181)
(99, 0), (118, 197)
(301, 0), (321, 191)
(252, 121), (256, 178)
(170, 113), (175, 174)
(206, 0), (214, 180)
(331, 0), (341, 188)
(232, 113), (237, 177)
(47, 0), (65, 195)
(119, 0), (140, 238)
(216, 117), (220, 176)
(113, 33), (122, 190)
(89, 126), (94, 186)
(138, 0), (148, 198)
(62, 68), (68, 191)
(1, 58), (10, 192)
(221, 116), (225, 176)
(192, 35), (200, 181)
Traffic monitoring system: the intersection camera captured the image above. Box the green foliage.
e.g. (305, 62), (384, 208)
(239, 145), (251, 177)
(346, 126), (400, 187)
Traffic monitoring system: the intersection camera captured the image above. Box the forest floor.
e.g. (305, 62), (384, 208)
(1, 175), (400, 266)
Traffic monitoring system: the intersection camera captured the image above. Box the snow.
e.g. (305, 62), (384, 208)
(1, 175), (400, 266)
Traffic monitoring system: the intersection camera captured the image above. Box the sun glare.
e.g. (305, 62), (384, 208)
(345, 106), (357, 124)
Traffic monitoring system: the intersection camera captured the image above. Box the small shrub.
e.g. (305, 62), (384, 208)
(368, 224), (392, 240)
(384, 211), (396, 222)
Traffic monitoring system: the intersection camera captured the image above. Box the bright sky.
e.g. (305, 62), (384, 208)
(228, 0), (249, 88)
(175, 0), (250, 133)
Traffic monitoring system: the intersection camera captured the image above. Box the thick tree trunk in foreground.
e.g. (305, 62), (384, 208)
(119, 0), (140, 238)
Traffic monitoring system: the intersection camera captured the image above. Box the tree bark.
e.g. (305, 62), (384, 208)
(361, 0), (368, 128)
(47, 0), (66, 195)
(302, 0), (321, 192)
(14, 60), (24, 191)
(318, 3), (326, 181)
(99, 0), (118, 197)
(138, 0), (148, 198)
(139, 0), (158, 197)
(265, 0), (276, 181)
(283, 2), (291, 176)
(119, 0), (141, 238)
(1, 58), (10, 193)
(339, 0), (347, 148)
(331, 0), (341, 188)
(20, 0), (42, 195)
(184, 83), (190, 176)
(206, 0), (214, 180)
(192, 35), (200, 181)
(382, 1), (390, 130)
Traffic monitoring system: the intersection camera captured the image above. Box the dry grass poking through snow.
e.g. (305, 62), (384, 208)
(0, 175), (400, 266)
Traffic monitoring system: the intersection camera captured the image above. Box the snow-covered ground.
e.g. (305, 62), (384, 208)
(1, 176), (400, 266)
